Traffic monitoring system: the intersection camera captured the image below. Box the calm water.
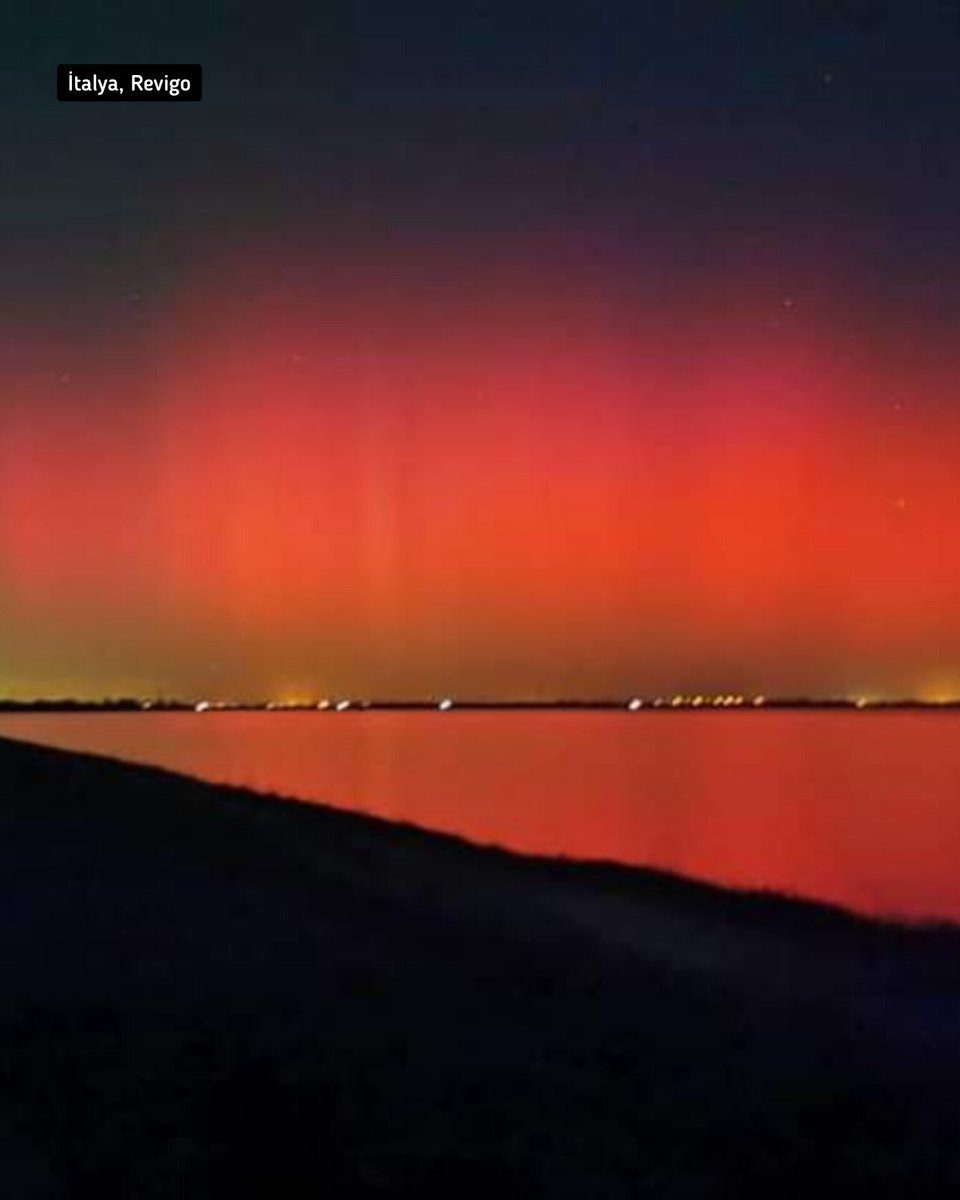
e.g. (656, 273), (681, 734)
(1, 710), (959, 922)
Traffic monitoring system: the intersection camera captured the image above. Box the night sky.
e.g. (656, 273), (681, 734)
(2, 2), (960, 702)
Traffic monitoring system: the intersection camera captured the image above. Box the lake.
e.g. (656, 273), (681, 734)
(1, 710), (958, 922)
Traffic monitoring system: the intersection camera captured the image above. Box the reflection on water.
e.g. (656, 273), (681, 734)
(1, 711), (958, 921)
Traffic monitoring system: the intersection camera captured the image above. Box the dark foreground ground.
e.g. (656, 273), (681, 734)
(3, 736), (960, 1197)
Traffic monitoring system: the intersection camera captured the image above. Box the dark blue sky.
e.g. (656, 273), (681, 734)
(4, 3), (960, 303)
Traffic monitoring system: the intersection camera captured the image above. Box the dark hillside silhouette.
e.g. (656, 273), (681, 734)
(2, 735), (960, 1197)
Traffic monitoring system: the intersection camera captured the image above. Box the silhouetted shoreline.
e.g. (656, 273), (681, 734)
(2, 698), (959, 713)
(3, 735), (960, 1197)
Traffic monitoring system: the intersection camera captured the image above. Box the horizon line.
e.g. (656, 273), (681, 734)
(2, 696), (960, 712)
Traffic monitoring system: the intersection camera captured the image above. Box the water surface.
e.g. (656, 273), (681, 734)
(1, 710), (958, 921)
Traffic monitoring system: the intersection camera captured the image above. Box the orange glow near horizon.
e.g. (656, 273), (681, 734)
(2, 248), (959, 700)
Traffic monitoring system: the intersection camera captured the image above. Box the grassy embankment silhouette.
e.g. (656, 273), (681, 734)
(2, 734), (960, 1197)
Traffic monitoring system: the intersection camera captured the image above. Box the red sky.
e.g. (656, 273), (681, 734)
(2, 244), (959, 701)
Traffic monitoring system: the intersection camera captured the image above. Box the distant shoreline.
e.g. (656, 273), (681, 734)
(1, 699), (959, 714)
